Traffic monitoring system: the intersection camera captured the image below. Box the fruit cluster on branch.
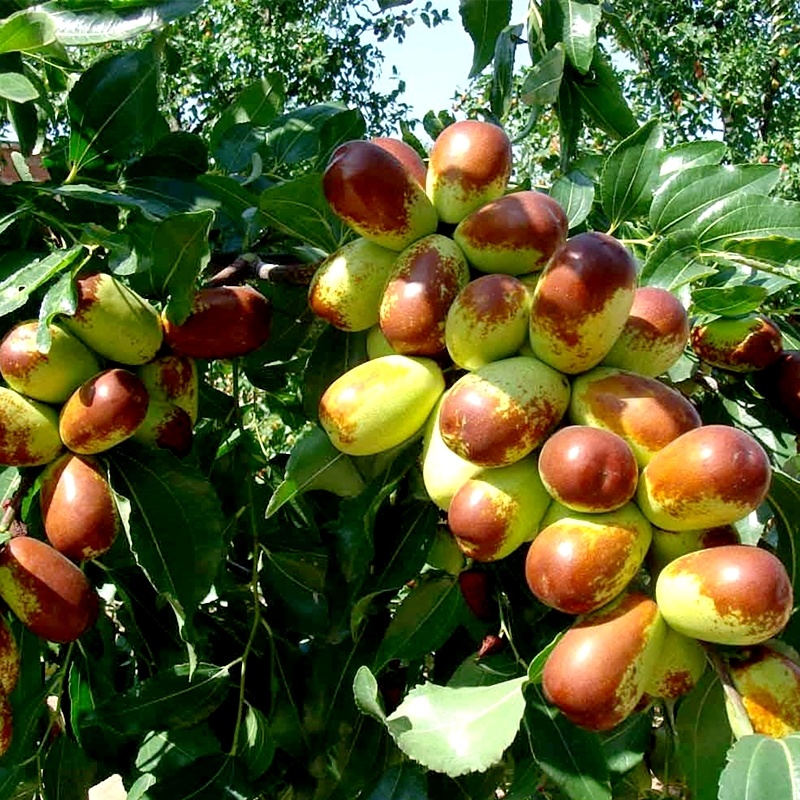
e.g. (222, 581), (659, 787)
(309, 120), (798, 737)
(0, 273), (272, 754)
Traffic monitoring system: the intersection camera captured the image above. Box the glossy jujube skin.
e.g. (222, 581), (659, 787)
(729, 646), (800, 737)
(370, 136), (427, 188)
(647, 524), (740, 578)
(655, 545), (792, 645)
(323, 140), (438, 251)
(445, 274), (530, 370)
(529, 232), (638, 375)
(379, 234), (470, 356)
(40, 453), (120, 561)
(438, 355), (570, 467)
(447, 455), (552, 562)
(601, 286), (690, 377)
(426, 120), (513, 224)
(0, 388), (63, 467)
(636, 425), (771, 531)
(525, 501), (652, 615)
(542, 592), (667, 731)
(319, 355), (445, 456)
(0, 321), (100, 404)
(691, 313), (783, 373)
(643, 626), (707, 700)
(162, 285), (271, 360)
(135, 353), (199, 425)
(62, 272), (163, 365)
(59, 368), (150, 455)
(0, 614), (19, 696)
(309, 238), (397, 332)
(132, 398), (193, 457)
(0, 537), (99, 643)
(537, 426), (638, 513)
(453, 190), (569, 275)
(420, 395), (482, 511)
(569, 366), (702, 467)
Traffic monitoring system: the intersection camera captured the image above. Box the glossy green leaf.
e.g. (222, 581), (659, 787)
(150, 209), (214, 324)
(239, 704), (274, 781)
(599, 713), (651, 776)
(572, 50), (637, 139)
(556, 76), (582, 169)
(353, 665), (387, 724)
(690, 285), (768, 317)
(657, 141), (727, 184)
(0, 11), (56, 53)
(560, 0), (601, 74)
(696, 195), (800, 248)
(317, 107), (367, 170)
(718, 734), (800, 800)
(676, 671), (733, 800)
(135, 725), (221, 779)
(460, 0), (512, 78)
(374, 574), (467, 673)
(723, 236), (800, 271)
(650, 164), (780, 234)
(524, 685), (611, 800)
(210, 74), (286, 150)
(108, 443), (226, 635)
(41, 736), (97, 800)
(0, 72), (38, 102)
(83, 664), (231, 739)
(0, 245), (84, 318)
(386, 675), (527, 777)
(67, 41), (166, 175)
(262, 103), (350, 166)
(36, 0), (203, 45)
(259, 173), (349, 254)
(490, 24), (522, 119)
(521, 44), (565, 107)
(601, 119), (663, 227)
(128, 754), (250, 799)
(550, 169), (594, 228)
(36, 271), (78, 351)
(639, 231), (712, 291)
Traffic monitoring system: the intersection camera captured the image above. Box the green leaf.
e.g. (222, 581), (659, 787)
(0, 11), (56, 54)
(374, 574), (466, 673)
(129, 754), (250, 799)
(317, 107), (367, 170)
(135, 725), (221, 779)
(259, 173), (349, 253)
(723, 236), (800, 270)
(262, 103), (351, 166)
(639, 231), (712, 291)
(84, 664), (231, 740)
(560, 0), (601, 74)
(601, 119), (663, 228)
(657, 141), (727, 184)
(556, 75), (582, 169)
(151, 209), (214, 324)
(525, 684), (611, 800)
(572, 50), (637, 139)
(364, 762), (428, 800)
(690, 285), (769, 317)
(550, 169), (594, 229)
(650, 164), (781, 235)
(0, 72), (38, 102)
(353, 665), (387, 724)
(36, 271), (78, 350)
(68, 41), (166, 175)
(239, 704), (274, 781)
(386, 675), (527, 777)
(108, 444), (226, 645)
(526, 634), (563, 683)
(460, 0), (512, 78)
(599, 713), (651, 775)
(718, 734), (800, 800)
(0, 245), (85, 318)
(41, 736), (98, 800)
(769, 472), (800, 649)
(490, 24), (522, 119)
(676, 671), (733, 800)
(696, 195), (800, 249)
(36, 0), (203, 45)
(210, 74), (285, 151)
(521, 44), (565, 107)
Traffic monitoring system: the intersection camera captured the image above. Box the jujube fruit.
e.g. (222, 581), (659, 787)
(378, 233), (470, 356)
(752, 349), (800, 429)
(0, 537), (99, 643)
(691, 313), (783, 373)
(0, 614), (19, 695)
(323, 139), (438, 251)
(537, 426), (638, 513)
(452, 190), (568, 275)
(131, 398), (193, 457)
(636, 425), (771, 531)
(647, 524), (740, 578)
(0, 321), (100, 404)
(370, 136), (427, 188)
(655, 545), (792, 645)
(319, 354), (444, 456)
(542, 592), (666, 731)
(162, 285), (271, 359)
(59, 368), (150, 455)
(643, 626), (707, 700)
(426, 119), (513, 224)
(525, 502), (652, 615)
(438, 355), (570, 467)
(0, 388), (63, 467)
(529, 232), (638, 374)
(135, 353), (199, 425)
(40, 453), (121, 561)
(62, 272), (163, 365)
(601, 286), (690, 377)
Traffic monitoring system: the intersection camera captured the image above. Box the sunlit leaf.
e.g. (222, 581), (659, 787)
(550, 169), (594, 229)
(520, 44), (565, 107)
(560, 0), (601, 74)
(0, 10), (56, 53)
(460, 0), (512, 78)
(718, 734), (800, 800)
(690, 285), (769, 317)
(0, 72), (38, 102)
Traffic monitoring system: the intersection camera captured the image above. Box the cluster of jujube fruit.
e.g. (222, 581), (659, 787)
(0, 273), (271, 753)
(310, 120), (798, 736)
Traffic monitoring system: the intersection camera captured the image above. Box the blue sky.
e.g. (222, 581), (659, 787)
(372, 0), (530, 129)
